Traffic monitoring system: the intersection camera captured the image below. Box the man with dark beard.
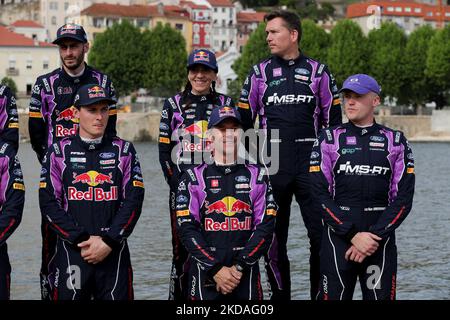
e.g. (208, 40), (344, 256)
(28, 23), (117, 300)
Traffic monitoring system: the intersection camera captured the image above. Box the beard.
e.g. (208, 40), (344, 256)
(62, 48), (85, 71)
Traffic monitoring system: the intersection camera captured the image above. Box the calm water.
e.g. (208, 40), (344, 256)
(7, 142), (450, 300)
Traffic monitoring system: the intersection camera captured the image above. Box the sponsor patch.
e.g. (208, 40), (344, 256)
(369, 142), (385, 148)
(407, 168), (415, 174)
(100, 159), (115, 165)
(273, 67), (282, 77)
(99, 152), (115, 159)
(13, 183), (25, 191)
(266, 209), (277, 216)
(159, 137), (170, 144)
(133, 180), (144, 188)
(176, 210), (190, 217)
(70, 157), (86, 163)
(346, 136), (357, 145)
(39, 182), (47, 188)
(309, 166), (320, 172)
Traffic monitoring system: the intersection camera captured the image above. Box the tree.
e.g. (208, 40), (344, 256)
(300, 19), (330, 63)
(142, 22), (187, 97)
(327, 19), (368, 86)
(89, 20), (145, 97)
(229, 22), (270, 100)
(426, 25), (450, 109)
(402, 25), (436, 112)
(367, 23), (407, 103)
(0, 77), (17, 97)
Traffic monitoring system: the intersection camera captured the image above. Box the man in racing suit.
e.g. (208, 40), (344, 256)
(29, 23), (117, 299)
(0, 85), (19, 150)
(310, 74), (415, 300)
(0, 140), (25, 299)
(238, 10), (342, 299)
(38, 84), (144, 300)
(176, 106), (276, 300)
(159, 49), (234, 300)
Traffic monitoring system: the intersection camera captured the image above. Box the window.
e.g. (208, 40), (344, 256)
(43, 58), (49, 70)
(137, 19), (149, 28)
(414, 8), (421, 13)
(49, 1), (58, 10)
(26, 58), (32, 69)
(193, 23), (200, 33)
(222, 8), (226, 13)
(9, 57), (16, 70)
(205, 35), (210, 45)
(387, 7), (394, 12)
(64, 2), (69, 10)
(193, 33), (200, 44)
(93, 17), (103, 28)
(27, 84), (32, 95)
(214, 40), (219, 47)
(204, 24), (209, 32)
(51, 16), (57, 25)
(395, 7), (402, 12)
(222, 19), (226, 27)
(405, 7), (411, 13)
(175, 23), (183, 31)
(222, 28), (226, 35)
(214, 8), (217, 12)
(427, 12), (433, 17)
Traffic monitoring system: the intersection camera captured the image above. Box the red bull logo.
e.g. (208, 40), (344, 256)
(205, 196), (252, 217)
(72, 171), (113, 187)
(183, 120), (208, 138)
(204, 216), (252, 232)
(88, 86), (106, 98)
(56, 106), (79, 123)
(194, 51), (210, 62)
(219, 107), (235, 118)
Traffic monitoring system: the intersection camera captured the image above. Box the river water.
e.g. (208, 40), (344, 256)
(7, 142), (450, 300)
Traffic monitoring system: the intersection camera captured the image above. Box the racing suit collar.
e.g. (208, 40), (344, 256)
(74, 133), (109, 151)
(61, 62), (90, 84)
(273, 53), (304, 66)
(187, 91), (214, 103)
(346, 120), (379, 136)
(211, 161), (241, 175)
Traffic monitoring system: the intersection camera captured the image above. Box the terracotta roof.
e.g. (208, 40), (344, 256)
(0, 26), (53, 47)
(11, 20), (44, 28)
(207, 0), (234, 7)
(81, 3), (161, 18)
(237, 12), (266, 23)
(180, 1), (210, 10)
(347, 1), (450, 21)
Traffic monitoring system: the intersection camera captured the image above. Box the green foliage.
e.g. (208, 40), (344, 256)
(403, 25), (436, 107)
(0, 77), (17, 97)
(142, 22), (187, 97)
(367, 23), (407, 102)
(89, 20), (145, 97)
(426, 25), (450, 91)
(232, 22), (270, 82)
(327, 19), (368, 86)
(300, 19), (330, 63)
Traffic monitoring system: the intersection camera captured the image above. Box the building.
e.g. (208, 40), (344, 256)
(75, 2), (192, 51)
(0, 25), (58, 96)
(236, 10), (265, 53)
(347, 0), (450, 35)
(215, 45), (239, 95)
(181, 0), (212, 50)
(9, 20), (47, 42)
(207, 0), (236, 52)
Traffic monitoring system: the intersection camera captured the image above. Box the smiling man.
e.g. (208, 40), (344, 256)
(28, 23), (118, 300)
(309, 74), (415, 300)
(39, 84), (144, 300)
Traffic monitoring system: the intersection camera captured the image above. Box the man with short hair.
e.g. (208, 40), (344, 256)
(310, 74), (415, 300)
(238, 10), (342, 299)
(39, 83), (144, 300)
(29, 23), (118, 299)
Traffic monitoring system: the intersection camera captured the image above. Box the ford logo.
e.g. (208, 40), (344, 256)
(99, 152), (115, 159)
(177, 195), (188, 203)
(235, 176), (249, 183)
(160, 123), (169, 130)
(370, 136), (385, 142)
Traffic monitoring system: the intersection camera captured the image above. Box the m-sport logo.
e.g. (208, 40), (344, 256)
(267, 93), (314, 104)
(337, 161), (390, 175)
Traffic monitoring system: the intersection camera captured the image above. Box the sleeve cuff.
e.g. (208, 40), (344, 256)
(72, 232), (90, 246)
(102, 235), (122, 250)
(206, 263), (223, 279)
(344, 225), (358, 243)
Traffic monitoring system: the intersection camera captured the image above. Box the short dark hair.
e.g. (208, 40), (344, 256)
(264, 10), (302, 44)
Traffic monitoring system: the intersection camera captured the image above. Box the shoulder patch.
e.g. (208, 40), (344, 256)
(324, 129), (334, 144)
(315, 64), (326, 77)
(0, 85), (5, 95)
(394, 131), (402, 146)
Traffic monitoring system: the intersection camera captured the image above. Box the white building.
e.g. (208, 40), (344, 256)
(215, 46), (239, 95)
(207, 0), (237, 52)
(10, 20), (47, 42)
(0, 25), (59, 97)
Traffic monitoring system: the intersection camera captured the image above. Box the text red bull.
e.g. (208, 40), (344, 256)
(205, 217), (252, 231)
(68, 186), (118, 201)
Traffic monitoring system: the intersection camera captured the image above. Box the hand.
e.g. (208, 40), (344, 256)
(78, 236), (112, 264)
(230, 265), (243, 281)
(351, 232), (382, 256)
(213, 266), (240, 295)
(345, 245), (367, 263)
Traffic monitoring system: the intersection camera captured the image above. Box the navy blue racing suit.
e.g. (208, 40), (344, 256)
(238, 54), (342, 299)
(39, 134), (144, 300)
(176, 163), (276, 300)
(309, 121), (415, 300)
(0, 85), (19, 150)
(28, 63), (117, 299)
(158, 91), (234, 300)
(0, 141), (25, 299)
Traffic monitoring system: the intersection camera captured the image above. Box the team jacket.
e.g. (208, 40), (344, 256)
(0, 85), (19, 150)
(29, 64), (117, 163)
(0, 141), (24, 246)
(176, 163), (277, 275)
(309, 121), (415, 240)
(39, 135), (144, 249)
(158, 92), (234, 185)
